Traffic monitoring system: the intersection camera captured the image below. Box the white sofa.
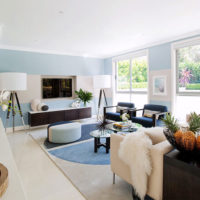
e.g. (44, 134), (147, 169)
(110, 128), (173, 200)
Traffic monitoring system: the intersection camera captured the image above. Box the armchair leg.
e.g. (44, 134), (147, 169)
(113, 173), (115, 184)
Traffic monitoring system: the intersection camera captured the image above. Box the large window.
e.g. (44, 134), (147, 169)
(117, 60), (130, 91)
(114, 52), (148, 108)
(177, 44), (200, 93)
(173, 39), (200, 121)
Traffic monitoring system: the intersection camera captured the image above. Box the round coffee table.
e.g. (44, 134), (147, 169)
(90, 130), (113, 153)
(105, 122), (142, 133)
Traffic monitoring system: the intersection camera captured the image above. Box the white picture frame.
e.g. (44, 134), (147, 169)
(153, 76), (167, 96)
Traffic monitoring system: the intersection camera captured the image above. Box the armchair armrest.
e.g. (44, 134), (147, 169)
(129, 108), (144, 117)
(103, 105), (118, 118)
(152, 111), (170, 127)
(104, 105), (118, 109)
(153, 111), (170, 117)
(120, 108), (136, 116)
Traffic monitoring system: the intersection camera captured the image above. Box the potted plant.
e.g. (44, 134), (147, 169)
(75, 89), (93, 107)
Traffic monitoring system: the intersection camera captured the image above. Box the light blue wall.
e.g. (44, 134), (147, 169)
(104, 58), (112, 75)
(0, 49), (104, 75)
(148, 43), (171, 71)
(0, 49), (105, 128)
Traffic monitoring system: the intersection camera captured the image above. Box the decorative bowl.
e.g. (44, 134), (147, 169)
(163, 128), (200, 155)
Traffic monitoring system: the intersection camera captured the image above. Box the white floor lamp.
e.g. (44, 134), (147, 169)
(0, 73), (27, 132)
(93, 75), (111, 120)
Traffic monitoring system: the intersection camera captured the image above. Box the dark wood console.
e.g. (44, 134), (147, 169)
(28, 107), (92, 127)
(163, 149), (200, 200)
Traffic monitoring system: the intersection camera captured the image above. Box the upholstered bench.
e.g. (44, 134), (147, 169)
(48, 122), (81, 143)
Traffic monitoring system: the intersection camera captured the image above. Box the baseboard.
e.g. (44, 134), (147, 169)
(6, 125), (30, 133)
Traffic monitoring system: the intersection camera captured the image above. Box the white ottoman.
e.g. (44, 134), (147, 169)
(48, 122), (81, 143)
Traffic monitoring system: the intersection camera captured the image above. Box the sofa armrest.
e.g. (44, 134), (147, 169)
(147, 140), (173, 200)
(110, 134), (132, 184)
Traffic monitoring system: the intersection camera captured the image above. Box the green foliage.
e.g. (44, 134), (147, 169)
(118, 82), (147, 90)
(179, 61), (200, 84)
(132, 82), (147, 89)
(162, 113), (179, 133)
(132, 58), (147, 83)
(120, 113), (130, 121)
(75, 89), (93, 106)
(188, 112), (200, 133)
(178, 45), (200, 87)
(117, 58), (148, 90)
(186, 83), (200, 90)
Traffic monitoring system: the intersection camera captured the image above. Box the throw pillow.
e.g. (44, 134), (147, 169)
(143, 110), (159, 119)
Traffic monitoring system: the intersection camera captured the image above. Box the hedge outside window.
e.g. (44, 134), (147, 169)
(116, 56), (148, 92)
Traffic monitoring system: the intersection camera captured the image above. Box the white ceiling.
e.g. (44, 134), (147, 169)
(0, 0), (200, 58)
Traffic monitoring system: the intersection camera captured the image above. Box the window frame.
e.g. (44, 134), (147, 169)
(113, 50), (149, 95)
(172, 37), (200, 96)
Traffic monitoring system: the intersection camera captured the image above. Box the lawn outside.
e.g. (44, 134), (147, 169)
(118, 81), (147, 91)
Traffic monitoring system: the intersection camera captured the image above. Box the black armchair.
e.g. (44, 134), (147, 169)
(131, 104), (169, 127)
(104, 102), (135, 121)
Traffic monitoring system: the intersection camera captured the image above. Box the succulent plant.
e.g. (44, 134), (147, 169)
(188, 112), (200, 133)
(162, 113), (180, 133)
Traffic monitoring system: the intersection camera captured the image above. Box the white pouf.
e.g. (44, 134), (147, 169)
(48, 122), (81, 143)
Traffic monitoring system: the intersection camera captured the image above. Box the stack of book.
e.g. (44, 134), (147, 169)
(113, 123), (130, 131)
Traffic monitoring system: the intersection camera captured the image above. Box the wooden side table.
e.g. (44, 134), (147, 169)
(163, 149), (200, 200)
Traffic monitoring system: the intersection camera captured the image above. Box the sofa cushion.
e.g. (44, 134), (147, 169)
(118, 102), (135, 108)
(143, 104), (168, 120)
(132, 117), (164, 128)
(143, 127), (166, 145)
(132, 117), (153, 127)
(106, 112), (121, 121)
(143, 104), (167, 112)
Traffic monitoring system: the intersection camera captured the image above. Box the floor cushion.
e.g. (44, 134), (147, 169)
(48, 122), (81, 143)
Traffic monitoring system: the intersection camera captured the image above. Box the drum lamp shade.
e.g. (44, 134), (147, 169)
(0, 73), (27, 91)
(93, 75), (111, 89)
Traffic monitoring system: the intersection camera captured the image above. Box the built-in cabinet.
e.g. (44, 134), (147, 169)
(28, 107), (92, 127)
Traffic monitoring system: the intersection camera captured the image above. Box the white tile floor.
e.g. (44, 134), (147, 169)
(7, 131), (86, 200)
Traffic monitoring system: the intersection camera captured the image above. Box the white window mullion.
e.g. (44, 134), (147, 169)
(129, 58), (132, 102)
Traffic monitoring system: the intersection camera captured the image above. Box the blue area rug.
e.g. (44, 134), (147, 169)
(49, 139), (110, 165)
(44, 123), (98, 149)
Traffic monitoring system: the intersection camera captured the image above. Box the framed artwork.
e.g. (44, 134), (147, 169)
(153, 76), (167, 96)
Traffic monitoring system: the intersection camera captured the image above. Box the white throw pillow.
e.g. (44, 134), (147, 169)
(143, 110), (159, 119)
(116, 106), (128, 113)
(143, 127), (166, 144)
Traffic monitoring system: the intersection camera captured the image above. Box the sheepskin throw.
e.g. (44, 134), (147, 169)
(118, 130), (152, 200)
